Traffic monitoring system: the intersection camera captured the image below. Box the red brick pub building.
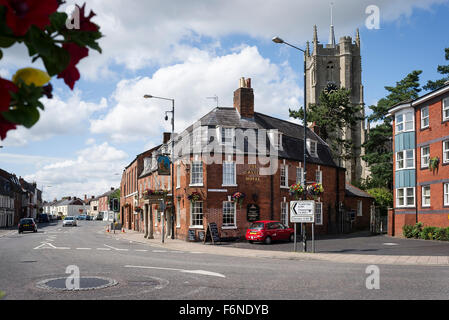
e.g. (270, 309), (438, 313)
(388, 82), (449, 236)
(122, 78), (373, 241)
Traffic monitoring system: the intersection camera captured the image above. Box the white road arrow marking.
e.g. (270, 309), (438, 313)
(33, 242), (70, 250)
(124, 265), (225, 278)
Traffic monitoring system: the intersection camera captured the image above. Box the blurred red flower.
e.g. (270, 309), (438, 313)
(77, 3), (99, 32)
(0, 115), (16, 140)
(0, 0), (59, 36)
(0, 78), (18, 140)
(0, 78), (18, 112)
(57, 42), (88, 90)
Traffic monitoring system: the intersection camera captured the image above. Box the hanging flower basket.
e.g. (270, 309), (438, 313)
(429, 157), (440, 173)
(231, 192), (246, 208)
(134, 206), (143, 213)
(188, 191), (202, 203)
(307, 183), (324, 200)
(143, 189), (168, 200)
(289, 183), (306, 200)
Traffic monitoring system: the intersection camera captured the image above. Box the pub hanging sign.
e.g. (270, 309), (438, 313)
(157, 155), (171, 176)
(247, 204), (260, 222)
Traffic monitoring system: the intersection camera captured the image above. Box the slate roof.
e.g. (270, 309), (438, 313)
(179, 107), (339, 168)
(345, 184), (374, 199)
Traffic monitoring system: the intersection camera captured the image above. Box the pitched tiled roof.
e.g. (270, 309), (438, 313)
(178, 107), (338, 168)
(345, 184), (374, 198)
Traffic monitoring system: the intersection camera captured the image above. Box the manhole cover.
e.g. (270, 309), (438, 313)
(36, 276), (117, 291)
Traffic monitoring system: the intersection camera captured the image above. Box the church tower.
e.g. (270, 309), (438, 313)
(305, 22), (368, 184)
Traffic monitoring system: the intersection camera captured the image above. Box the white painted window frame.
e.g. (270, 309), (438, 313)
(421, 146), (430, 168)
(190, 201), (203, 228)
(222, 201), (236, 228)
(222, 161), (237, 186)
(443, 140), (449, 164)
(421, 106), (429, 128)
(422, 185), (431, 208)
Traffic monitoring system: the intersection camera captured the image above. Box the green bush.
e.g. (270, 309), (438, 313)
(411, 222), (423, 239)
(434, 228), (448, 241)
(420, 226), (438, 240)
(402, 225), (414, 238)
(402, 223), (449, 241)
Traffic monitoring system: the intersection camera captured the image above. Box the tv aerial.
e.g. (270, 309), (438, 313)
(206, 95), (219, 107)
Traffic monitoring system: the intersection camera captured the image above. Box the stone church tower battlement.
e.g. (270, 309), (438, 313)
(305, 25), (368, 184)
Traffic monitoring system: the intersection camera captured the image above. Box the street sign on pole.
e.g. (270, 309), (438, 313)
(290, 200), (315, 223)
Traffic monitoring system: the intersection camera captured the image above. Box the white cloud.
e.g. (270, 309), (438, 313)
(55, 0), (448, 80)
(23, 142), (128, 201)
(90, 46), (301, 143)
(2, 91), (107, 147)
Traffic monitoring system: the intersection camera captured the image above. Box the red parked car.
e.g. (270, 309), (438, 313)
(245, 220), (295, 244)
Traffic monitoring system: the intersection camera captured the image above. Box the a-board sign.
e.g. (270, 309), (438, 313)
(188, 229), (196, 241)
(247, 204), (260, 222)
(203, 222), (220, 244)
(198, 231), (205, 242)
(290, 200), (315, 223)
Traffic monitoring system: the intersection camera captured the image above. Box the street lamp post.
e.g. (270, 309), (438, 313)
(143, 95), (175, 241)
(272, 36), (311, 253)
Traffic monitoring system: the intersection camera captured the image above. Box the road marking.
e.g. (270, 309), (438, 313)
(124, 265), (226, 278)
(152, 250), (167, 253)
(104, 244), (129, 251)
(33, 242), (70, 250)
(383, 243), (399, 246)
(134, 249), (148, 252)
(189, 251), (204, 254)
(76, 248), (92, 250)
(97, 248), (111, 251)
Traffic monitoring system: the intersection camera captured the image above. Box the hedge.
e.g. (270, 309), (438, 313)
(402, 223), (449, 241)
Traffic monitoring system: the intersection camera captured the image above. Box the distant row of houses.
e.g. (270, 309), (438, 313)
(42, 187), (119, 221)
(0, 168), (42, 227)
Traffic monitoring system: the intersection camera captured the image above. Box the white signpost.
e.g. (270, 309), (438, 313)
(290, 200), (315, 252)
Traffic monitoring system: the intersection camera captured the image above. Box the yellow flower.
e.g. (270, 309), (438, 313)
(12, 68), (51, 87)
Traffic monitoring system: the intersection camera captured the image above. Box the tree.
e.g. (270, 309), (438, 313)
(0, 1), (103, 140)
(362, 70), (422, 189)
(423, 48), (449, 91)
(289, 86), (364, 163)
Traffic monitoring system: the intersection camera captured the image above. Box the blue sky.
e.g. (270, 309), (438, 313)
(0, 0), (448, 201)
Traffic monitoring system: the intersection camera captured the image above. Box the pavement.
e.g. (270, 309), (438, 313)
(105, 227), (449, 266)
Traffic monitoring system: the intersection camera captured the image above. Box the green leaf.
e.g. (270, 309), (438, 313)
(41, 45), (71, 76)
(0, 35), (16, 48)
(2, 106), (40, 128)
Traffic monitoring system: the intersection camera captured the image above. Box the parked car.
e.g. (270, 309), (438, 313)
(18, 218), (37, 233)
(62, 216), (77, 227)
(245, 220), (295, 244)
(37, 214), (50, 223)
(85, 215), (92, 221)
(77, 215), (86, 220)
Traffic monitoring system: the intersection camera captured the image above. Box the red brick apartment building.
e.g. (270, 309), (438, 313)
(123, 78), (373, 241)
(388, 82), (449, 236)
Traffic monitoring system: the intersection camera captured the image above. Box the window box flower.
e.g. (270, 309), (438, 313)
(188, 191), (202, 203)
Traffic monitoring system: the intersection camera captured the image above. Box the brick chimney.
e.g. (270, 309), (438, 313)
(163, 132), (172, 144)
(234, 77), (254, 118)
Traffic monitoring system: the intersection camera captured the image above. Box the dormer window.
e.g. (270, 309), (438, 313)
(307, 139), (318, 157)
(269, 130), (283, 150)
(221, 127), (235, 146)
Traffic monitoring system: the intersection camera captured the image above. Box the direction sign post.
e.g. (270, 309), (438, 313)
(290, 200), (315, 253)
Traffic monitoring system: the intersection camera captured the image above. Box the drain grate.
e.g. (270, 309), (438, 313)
(36, 276), (117, 291)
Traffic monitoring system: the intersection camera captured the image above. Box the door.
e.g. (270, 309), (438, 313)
(267, 222), (281, 240)
(278, 223), (290, 240)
